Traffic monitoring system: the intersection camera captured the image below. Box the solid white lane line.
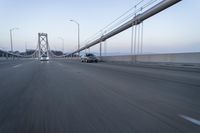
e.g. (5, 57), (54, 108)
(13, 64), (22, 68)
(180, 114), (200, 126)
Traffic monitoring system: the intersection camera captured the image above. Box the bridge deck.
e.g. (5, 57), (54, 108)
(0, 59), (199, 133)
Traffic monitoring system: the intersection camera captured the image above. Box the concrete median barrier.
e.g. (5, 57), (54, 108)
(101, 52), (200, 65)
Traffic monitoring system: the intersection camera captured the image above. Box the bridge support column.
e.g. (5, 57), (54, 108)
(99, 42), (102, 61)
(104, 40), (107, 56)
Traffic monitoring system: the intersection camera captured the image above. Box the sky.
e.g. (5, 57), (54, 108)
(0, 0), (199, 55)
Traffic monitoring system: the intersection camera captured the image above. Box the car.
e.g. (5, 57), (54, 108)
(40, 55), (49, 61)
(81, 53), (98, 63)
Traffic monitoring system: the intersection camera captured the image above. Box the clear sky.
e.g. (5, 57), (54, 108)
(0, 0), (199, 54)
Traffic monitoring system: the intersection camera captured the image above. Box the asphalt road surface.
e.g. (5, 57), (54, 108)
(0, 59), (200, 133)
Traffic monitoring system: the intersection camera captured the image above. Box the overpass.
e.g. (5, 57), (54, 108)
(0, 0), (200, 133)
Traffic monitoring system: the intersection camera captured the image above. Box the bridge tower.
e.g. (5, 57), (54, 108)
(38, 33), (50, 59)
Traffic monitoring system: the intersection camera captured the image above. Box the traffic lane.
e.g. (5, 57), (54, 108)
(58, 60), (200, 103)
(63, 59), (200, 86)
(18, 61), (184, 133)
(0, 60), (40, 132)
(58, 59), (200, 110)
(0, 60), (151, 133)
(0, 60), (54, 91)
(0, 60), (40, 107)
(0, 60), (199, 133)
(0, 59), (24, 64)
(57, 60), (200, 132)
(0, 60), (181, 133)
(60, 60), (200, 109)
(0, 59), (36, 70)
(0, 59), (21, 67)
(0, 60), (56, 133)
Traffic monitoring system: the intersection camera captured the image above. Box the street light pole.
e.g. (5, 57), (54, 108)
(10, 30), (13, 52)
(9, 28), (19, 52)
(70, 20), (80, 57)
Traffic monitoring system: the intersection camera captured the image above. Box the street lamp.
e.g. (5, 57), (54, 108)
(10, 27), (19, 52)
(70, 19), (80, 57)
(58, 37), (65, 53)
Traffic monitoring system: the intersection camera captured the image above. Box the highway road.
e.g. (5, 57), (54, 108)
(0, 59), (200, 133)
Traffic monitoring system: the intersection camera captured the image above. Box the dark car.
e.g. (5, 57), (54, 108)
(81, 53), (98, 63)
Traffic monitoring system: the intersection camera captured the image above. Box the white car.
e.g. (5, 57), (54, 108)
(40, 55), (49, 61)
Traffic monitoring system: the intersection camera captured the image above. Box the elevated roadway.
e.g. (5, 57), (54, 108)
(0, 59), (199, 133)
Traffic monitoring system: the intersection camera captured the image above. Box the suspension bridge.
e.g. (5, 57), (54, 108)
(0, 0), (200, 133)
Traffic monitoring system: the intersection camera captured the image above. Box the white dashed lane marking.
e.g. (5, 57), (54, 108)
(180, 114), (200, 126)
(13, 64), (22, 68)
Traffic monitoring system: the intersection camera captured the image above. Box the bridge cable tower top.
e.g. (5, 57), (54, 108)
(38, 33), (50, 58)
